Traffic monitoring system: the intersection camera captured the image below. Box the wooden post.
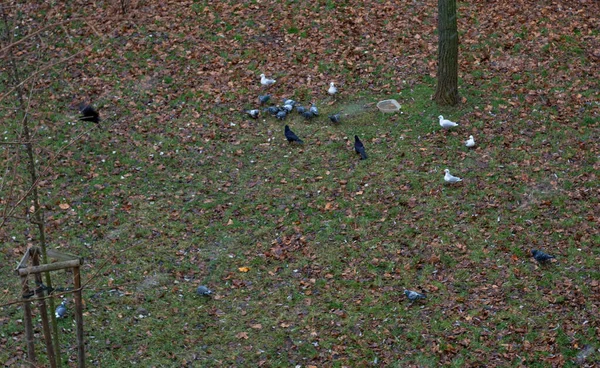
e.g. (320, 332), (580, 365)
(73, 266), (85, 368)
(20, 275), (37, 367)
(32, 251), (57, 368)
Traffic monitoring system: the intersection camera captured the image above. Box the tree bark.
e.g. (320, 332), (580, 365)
(434, 0), (459, 106)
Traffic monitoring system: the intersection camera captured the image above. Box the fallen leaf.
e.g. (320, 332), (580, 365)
(238, 267), (250, 273)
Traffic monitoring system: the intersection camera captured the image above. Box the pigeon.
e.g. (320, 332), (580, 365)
(443, 169), (462, 183)
(282, 104), (293, 112)
(282, 99), (296, 107)
(284, 125), (303, 144)
(245, 109), (259, 119)
(260, 74), (276, 87)
(265, 106), (279, 115)
(302, 111), (315, 120)
(438, 115), (458, 129)
(258, 95), (271, 105)
(354, 135), (367, 160)
(465, 135), (476, 148)
(296, 105), (306, 114)
(328, 82), (338, 95)
(404, 290), (426, 301)
(531, 249), (556, 264)
(78, 103), (100, 124)
(329, 113), (341, 124)
(309, 103), (318, 116)
(196, 285), (213, 296)
(276, 110), (287, 120)
(55, 300), (67, 318)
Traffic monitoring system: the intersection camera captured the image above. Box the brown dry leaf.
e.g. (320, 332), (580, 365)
(238, 267), (250, 273)
(250, 324), (262, 330)
(235, 332), (249, 339)
(58, 203), (70, 210)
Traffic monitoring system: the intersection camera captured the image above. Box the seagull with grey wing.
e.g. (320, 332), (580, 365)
(260, 74), (276, 87)
(328, 82), (338, 95)
(439, 115), (458, 129)
(444, 169), (462, 183)
(465, 135), (476, 148)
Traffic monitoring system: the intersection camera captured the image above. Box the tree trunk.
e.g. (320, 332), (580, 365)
(434, 0), (459, 106)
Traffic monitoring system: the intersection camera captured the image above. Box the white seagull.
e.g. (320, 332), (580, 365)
(439, 115), (459, 129)
(465, 135), (475, 148)
(444, 169), (462, 183)
(328, 82), (338, 95)
(260, 74), (276, 87)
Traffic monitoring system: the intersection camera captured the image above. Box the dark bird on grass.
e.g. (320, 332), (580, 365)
(309, 103), (318, 116)
(196, 285), (213, 296)
(284, 125), (303, 144)
(78, 103), (100, 124)
(265, 106), (279, 115)
(404, 290), (426, 301)
(283, 98), (296, 107)
(282, 104), (293, 112)
(354, 135), (367, 160)
(245, 109), (260, 119)
(296, 105), (306, 114)
(55, 299), (67, 318)
(276, 110), (287, 120)
(329, 113), (341, 124)
(302, 110), (315, 120)
(531, 249), (556, 264)
(258, 94), (271, 105)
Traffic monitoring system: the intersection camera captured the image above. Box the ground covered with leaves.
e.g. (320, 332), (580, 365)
(1, 0), (599, 366)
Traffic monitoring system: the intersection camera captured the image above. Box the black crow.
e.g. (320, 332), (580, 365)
(354, 135), (367, 160)
(78, 103), (100, 124)
(284, 125), (303, 144)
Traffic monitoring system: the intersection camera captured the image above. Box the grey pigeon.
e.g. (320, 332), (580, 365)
(282, 104), (293, 112)
(296, 105), (306, 114)
(283, 99), (296, 107)
(284, 125), (303, 144)
(302, 111), (315, 120)
(265, 106), (279, 115)
(404, 290), (426, 301)
(197, 285), (213, 296)
(259, 95), (271, 104)
(531, 249), (555, 264)
(354, 135), (367, 160)
(245, 109), (259, 119)
(78, 103), (100, 124)
(55, 300), (67, 318)
(276, 110), (287, 120)
(329, 113), (341, 124)
(309, 103), (318, 116)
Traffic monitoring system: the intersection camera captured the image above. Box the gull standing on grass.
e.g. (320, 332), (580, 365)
(444, 169), (462, 183)
(260, 74), (276, 87)
(439, 115), (458, 129)
(465, 135), (476, 148)
(328, 82), (338, 95)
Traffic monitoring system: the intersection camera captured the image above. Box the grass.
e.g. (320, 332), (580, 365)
(1, 0), (599, 367)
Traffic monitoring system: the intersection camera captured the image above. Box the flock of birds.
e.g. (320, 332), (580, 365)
(53, 76), (557, 317)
